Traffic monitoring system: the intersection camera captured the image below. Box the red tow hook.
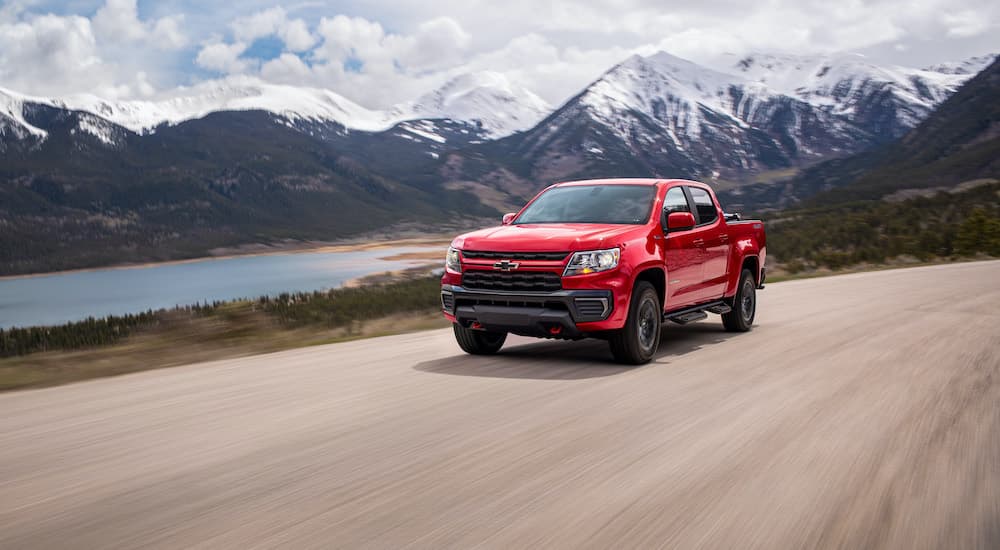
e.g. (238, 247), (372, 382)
(549, 325), (563, 335)
(471, 322), (483, 330)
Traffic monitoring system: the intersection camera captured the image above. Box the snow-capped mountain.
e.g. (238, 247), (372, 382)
(453, 50), (994, 191)
(51, 78), (398, 135)
(405, 72), (550, 138)
(577, 51), (851, 155)
(729, 52), (986, 133)
(2, 51), (990, 158)
(0, 71), (549, 149)
(586, 49), (990, 156)
(1, 49), (994, 182)
(1, 87), (133, 150)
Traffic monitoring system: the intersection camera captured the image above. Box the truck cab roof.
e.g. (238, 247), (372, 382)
(555, 178), (711, 189)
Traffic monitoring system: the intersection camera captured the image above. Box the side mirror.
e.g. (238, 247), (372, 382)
(502, 212), (517, 225)
(666, 211), (696, 232)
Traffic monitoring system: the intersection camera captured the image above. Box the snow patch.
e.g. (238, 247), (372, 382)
(0, 87), (49, 138)
(77, 114), (117, 146)
(401, 121), (446, 143)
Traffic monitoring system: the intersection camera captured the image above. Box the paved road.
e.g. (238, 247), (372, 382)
(1, 261), (999, 549)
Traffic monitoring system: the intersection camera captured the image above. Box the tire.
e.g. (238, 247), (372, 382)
(453, 323), (507, 355)
(722, 269), (757, 332)
(609, 281), (661, 365)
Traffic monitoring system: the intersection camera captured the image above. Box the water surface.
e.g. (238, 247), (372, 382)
(0, 247), (441, 329)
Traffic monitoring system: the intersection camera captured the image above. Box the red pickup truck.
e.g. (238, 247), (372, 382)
(441, 178), (766, 364)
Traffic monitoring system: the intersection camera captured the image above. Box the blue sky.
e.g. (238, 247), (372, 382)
(1, 0), (997, 107)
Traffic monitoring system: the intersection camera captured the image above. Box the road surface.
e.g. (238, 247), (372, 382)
(1, 261), (999, 549)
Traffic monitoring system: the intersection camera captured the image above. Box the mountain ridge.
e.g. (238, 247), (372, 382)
(0, 71), (551, 143)
(430, 50), (993, 208)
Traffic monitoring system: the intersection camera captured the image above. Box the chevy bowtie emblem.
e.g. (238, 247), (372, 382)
(493, 260), (520, 271)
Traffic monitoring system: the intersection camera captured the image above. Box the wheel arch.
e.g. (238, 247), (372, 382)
(726, 255), (760, 297)
(632, 265), (666, 308)
(742, 255), (760, 284)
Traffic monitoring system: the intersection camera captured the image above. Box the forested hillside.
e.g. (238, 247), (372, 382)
(767, 182), (1000, 272)
(0, 109), (493, 275)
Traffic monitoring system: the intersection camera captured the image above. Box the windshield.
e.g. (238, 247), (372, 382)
(514, 185), (657, 225)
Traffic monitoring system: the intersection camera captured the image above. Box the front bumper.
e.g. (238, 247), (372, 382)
(441, 285), (614, 338)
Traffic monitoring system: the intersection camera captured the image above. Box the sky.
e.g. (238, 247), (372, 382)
(0, 0), (997, 109)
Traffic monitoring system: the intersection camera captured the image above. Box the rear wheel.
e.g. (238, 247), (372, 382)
(722, 269), (756, 332)
(609, 281), (661, 365)
(453, 324), (507, 355)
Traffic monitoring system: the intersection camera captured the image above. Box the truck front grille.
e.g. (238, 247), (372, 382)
(461, 250), (569, 262)
(462, 270), (562, 292)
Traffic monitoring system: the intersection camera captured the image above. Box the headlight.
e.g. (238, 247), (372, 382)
(564, 247), (620, 276)
(445, 247), (462, 272)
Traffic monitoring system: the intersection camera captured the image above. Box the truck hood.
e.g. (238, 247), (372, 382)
(452, 223), (647, 253)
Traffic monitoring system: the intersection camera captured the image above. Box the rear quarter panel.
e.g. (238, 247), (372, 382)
(724, 220), (766, 297)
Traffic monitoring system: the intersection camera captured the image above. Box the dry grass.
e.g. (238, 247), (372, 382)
(378, 250), (448, 262)
(0, 308), (449, 392)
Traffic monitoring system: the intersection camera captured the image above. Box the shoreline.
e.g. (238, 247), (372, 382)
(0, 236), (454, 282)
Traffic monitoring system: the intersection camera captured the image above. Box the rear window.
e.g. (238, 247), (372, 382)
(515, 185), (657, 225)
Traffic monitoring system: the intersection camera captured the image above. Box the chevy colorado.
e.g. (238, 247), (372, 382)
(441, 179), (766, 364)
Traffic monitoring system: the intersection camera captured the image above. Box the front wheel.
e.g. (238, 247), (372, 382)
(722, 269), (757, 332)
(453, 324), (507, 355)
(609, 281), (661, 364)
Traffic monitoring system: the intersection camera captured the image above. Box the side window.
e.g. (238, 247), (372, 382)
(689, 187), (718, 225)
(662, 187), (691, 214)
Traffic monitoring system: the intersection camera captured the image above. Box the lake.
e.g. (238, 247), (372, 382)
(0, 246), (443, 329)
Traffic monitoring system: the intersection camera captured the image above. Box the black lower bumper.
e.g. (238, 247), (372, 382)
(441, 285), (613, 338)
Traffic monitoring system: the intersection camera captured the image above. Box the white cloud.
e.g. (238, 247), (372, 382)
(280, 18), (315, 51)
(458, 34), (628, 105)
(152, 15), (188, 50)
(232, 7), (285, 43)
(93, 0), (147, 41)
(135, 71), (156, 97)
(0, 0), (995, 107)
(943, 10), (991, 37)
(310, 14), (470, 73)
(191, 13), (475, 106)
(0, 0), (191, 97)
(195, 40), (252, 74)
(93, 0), (187, 48)
(260, 52), (312, 82)
(231, 6), (316, 52)
(394, 17), (471, 71)
(312, 15), (390, 68)
(0, 14), (109, 96)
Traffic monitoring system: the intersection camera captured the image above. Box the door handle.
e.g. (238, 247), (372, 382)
(692, 238), (705, 246)
(720, 234), (729, 242)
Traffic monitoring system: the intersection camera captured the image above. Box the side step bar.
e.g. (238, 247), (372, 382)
(664, 300), (732, 325)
